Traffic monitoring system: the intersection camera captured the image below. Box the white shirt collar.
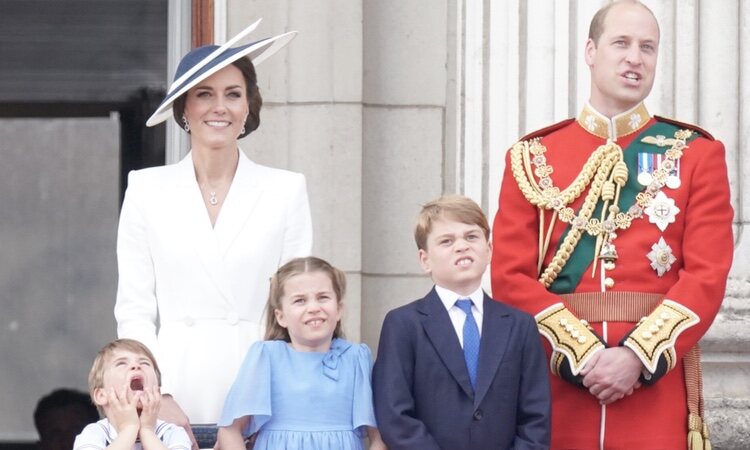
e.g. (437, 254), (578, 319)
(435, 285), (484, 313)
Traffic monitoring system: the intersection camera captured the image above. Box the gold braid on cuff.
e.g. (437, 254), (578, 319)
(535, 303), (604, 376)
(623, 299), (699, 373)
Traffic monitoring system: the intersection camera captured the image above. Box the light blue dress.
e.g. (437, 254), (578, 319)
(218, 338), (376, 450)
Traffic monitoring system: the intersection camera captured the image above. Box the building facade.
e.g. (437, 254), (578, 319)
(1, 0), (747, 446)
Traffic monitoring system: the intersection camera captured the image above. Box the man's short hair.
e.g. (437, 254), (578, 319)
(588, 0), (659, 45)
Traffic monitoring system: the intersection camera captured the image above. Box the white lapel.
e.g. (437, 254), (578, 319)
(174, 152), (236, 306)
(213, 150), (263, 257)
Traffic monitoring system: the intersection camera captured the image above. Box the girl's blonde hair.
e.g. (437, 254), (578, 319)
(264, 256), (346, 341)
(87, 338), (161, 415)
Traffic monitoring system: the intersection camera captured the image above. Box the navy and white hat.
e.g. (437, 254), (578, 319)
(146, 19), (296, 127)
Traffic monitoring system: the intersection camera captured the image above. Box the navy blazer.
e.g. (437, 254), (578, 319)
(373, 288), (550, 450)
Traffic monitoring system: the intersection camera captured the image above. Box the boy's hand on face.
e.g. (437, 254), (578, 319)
(138, 386), (161, 432)
(107, 386), (141, 434)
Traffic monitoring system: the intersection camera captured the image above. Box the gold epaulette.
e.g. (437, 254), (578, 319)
(655, 115), (715, 141)
(623, 300), (699, 373)
(536, 303), (604, 375)
(517, 118), (575, 142)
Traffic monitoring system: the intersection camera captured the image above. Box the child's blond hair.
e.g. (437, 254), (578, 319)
(87, 338), (162, 413)
(414, 195), (490, 250)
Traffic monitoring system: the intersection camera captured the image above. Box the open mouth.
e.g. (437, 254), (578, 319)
(130, 377), (144, 391)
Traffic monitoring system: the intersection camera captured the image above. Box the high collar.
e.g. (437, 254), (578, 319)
(576, 102), (651, 141)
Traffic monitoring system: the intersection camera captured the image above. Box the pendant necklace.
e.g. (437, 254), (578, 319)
(208, 191), (218, 206)
(200, 183), (221, 206)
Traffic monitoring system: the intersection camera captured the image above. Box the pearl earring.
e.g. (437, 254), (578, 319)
(182, 115), (190, 133)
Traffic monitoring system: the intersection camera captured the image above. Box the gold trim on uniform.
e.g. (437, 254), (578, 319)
(641, 134), (679, 147)
(510, 128), (691, 288)
(550, 351), (566, 377)
(577, 102), (651, 140)
(535, 303), (604, 375)
(623, 299), (699, 373)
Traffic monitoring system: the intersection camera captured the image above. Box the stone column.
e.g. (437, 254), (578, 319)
(225, 0), (365, 339)
(361, 0), (450, 348)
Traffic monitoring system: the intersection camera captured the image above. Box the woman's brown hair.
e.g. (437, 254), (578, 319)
(172, 56), (262, 138)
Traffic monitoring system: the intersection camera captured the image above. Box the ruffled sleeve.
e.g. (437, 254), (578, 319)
(217, 341), (273, 436)
(350, 343), (377, 433)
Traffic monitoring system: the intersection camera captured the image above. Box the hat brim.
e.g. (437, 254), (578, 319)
(146, 28), (297, 127)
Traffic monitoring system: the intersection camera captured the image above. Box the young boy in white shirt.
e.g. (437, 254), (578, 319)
(74, 339), (191, 450)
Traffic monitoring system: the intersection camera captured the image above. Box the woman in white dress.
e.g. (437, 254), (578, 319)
(114, 21), (311, 447)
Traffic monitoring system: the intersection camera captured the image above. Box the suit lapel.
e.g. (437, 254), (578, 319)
(473, 294), (511, 407)
(214, 150), (262, 257)
(174, 152), (235, 305)
(419, 288), (475, 398)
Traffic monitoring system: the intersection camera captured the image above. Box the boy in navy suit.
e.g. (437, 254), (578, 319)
(373, 195), (550, 450)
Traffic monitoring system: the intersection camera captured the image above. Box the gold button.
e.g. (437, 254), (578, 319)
(649, 325), (659, 333)
(655, 319), (664, 327)
(560, 318), (568, 326)
(571, 330), (580, 338)
(660, 312), (671, 320)
(642, 331), (653, 340)
(604, 277), (615, 288)
(604, 261), (616, 271)
(577, 336), (587, 344)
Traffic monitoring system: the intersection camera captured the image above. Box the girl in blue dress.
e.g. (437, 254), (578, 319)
(217, 257), (387, 450)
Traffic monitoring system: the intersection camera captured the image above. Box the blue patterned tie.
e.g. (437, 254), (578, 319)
(456, 299), (480, 390)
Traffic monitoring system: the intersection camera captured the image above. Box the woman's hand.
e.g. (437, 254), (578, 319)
(159, 394), (198, 450)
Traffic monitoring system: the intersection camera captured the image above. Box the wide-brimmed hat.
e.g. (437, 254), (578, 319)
(146, 19), (296, 127)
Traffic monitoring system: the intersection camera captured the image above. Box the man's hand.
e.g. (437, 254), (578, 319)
(580, 347), (643, 404)
(160, 394), (198, 450)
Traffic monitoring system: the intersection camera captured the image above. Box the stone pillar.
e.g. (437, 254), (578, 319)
(361, 0), (450, 348)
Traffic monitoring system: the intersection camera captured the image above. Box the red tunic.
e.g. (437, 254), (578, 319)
(490, 105), (733, 449)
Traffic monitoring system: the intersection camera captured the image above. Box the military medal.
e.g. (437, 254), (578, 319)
(637, 152), (654, 186)
(644, 191), (679, 231)
(660, 154), (681, 189)
(638, 151), (681, 189)
(647, 237), (676, 277)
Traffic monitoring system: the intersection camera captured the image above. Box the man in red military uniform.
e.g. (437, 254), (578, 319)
(491, 1), (734, 449)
